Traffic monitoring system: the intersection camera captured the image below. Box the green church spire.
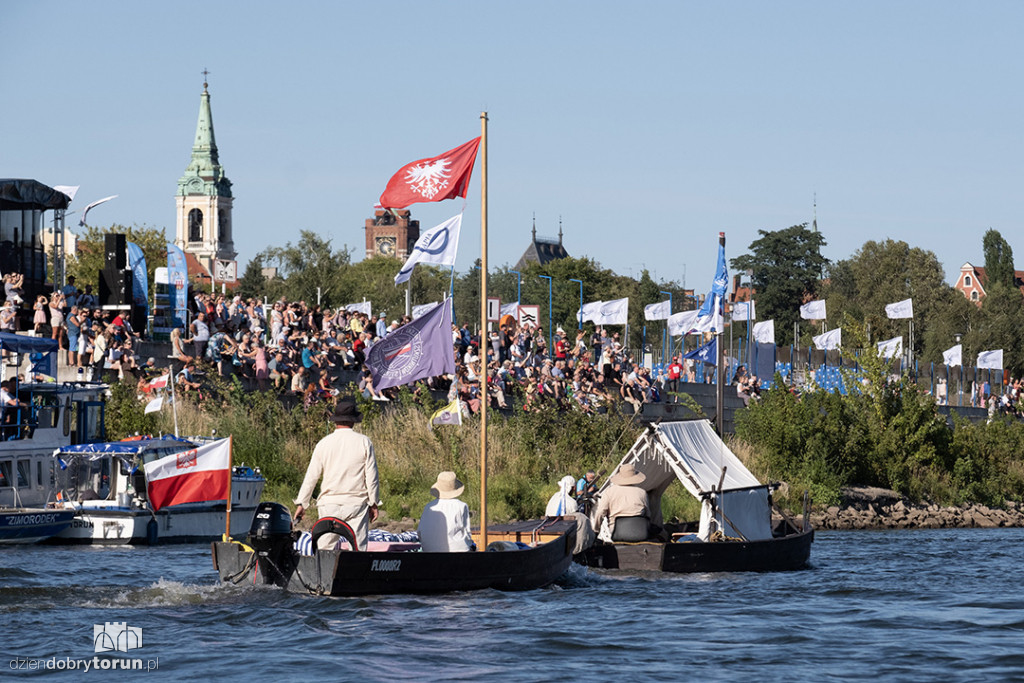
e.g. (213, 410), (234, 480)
(177, 74), (232, 198)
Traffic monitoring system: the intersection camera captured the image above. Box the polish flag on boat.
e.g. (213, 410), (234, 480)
(145, 438), (231, 511)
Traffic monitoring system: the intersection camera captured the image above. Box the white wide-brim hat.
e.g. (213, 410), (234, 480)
(430, 471), (465, 499)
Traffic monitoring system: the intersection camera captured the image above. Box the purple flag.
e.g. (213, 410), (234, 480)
(367, 298), (455, 391)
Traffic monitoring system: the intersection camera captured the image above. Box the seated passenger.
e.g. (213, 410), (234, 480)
(418, 471), (473, 553)
(545, 476), (579, 517)
(591, 464), (650, 541)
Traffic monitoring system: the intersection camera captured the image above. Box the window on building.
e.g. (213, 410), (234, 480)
(964, 275), (972, 286)
(188, 209), (203, 242)
(971, 291), (979, 301)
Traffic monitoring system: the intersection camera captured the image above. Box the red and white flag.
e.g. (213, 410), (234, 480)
(378, 137), (481, 209)
(145, 438), (231, 511)
(148, 373), (170, 390)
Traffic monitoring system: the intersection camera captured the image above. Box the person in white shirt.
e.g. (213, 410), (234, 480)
(545, 475), (579, 517)
(418, 471), (473, 553)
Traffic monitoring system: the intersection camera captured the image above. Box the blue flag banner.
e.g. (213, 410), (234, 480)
(367, 298), (455, 391)
(127, 241), (149, 320)
(166, 243), (188, 329)
(698, 239), (728, 317)
(685, 337), (717, 366)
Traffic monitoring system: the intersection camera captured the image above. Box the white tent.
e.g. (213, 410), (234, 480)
(596, 420), (773, 542)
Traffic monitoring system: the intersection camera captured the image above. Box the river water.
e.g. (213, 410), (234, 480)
(3, 528), (1023, 681)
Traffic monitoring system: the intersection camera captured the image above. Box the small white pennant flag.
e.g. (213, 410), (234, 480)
(943, 344), (962, 367)
(977, 349), (1003, 370)
(813, 327), (842, 351)
(346, 301), (372, 316)
(752, 320), (775, 345)
(144, 396), (164, 414)
(885, 298), (914, 319)
(500, 301), (520, 317)
(667, 310), (700, 337)
(644, 299), (671, 321)
(800, 299), (826, 320)
(877, 336), (903, 360)
(732, 300), (756, 321)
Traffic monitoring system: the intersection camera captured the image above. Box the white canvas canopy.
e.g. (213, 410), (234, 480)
(597, 420), (773, 542)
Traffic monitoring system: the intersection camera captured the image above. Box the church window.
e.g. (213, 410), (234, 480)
(188, 209), (203, 242)
(964, 275), (972, 287)
(218, 209), (229, 242)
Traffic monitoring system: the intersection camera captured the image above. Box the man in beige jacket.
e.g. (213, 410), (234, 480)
(294, 398), (380, 550)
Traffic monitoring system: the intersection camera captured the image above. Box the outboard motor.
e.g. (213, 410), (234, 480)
(248, 502), (295, 586)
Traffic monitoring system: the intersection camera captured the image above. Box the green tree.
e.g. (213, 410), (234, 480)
(975, 282), (1024, 376)
(731, 224), (828, 346)
(236, 255), (267, 301)
(260, 231), (353, 306)
(983, 229), (1015, 289)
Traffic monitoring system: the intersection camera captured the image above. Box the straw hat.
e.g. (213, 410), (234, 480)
(610, 463), (646, 486)
(430, 471), (465, 499)
(331, 398), (362, 424)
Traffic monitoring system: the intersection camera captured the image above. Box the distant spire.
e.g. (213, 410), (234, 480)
(532, 212), (536, 241)
(558, 215), (563, 245)
(812, 192), (818, 232)
(202, 67), (210, 92)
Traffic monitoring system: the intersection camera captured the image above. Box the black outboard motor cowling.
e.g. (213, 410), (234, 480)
(248, 502), (295, 586)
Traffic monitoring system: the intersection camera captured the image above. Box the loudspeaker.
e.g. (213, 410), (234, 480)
(99, 268), (132, 307)
(105, 233), (127, 270)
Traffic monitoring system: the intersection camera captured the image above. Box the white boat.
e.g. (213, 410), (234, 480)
(0, 360), (108, 544)
(49, 436), (265, 545)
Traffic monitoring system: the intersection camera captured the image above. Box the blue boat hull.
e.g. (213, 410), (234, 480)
(0, 509), (75, 544)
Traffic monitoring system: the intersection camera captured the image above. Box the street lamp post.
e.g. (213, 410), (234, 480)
(539, 275), (552, 352)
(569, 278), (583, 330)
(509, 270), (522, 304)
(660, 289), (672, 364)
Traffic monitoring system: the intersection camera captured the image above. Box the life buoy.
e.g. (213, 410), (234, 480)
(309, 517), (358, 552)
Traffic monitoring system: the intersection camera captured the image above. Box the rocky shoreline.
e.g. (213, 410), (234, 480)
(809, 486), (1024, 530)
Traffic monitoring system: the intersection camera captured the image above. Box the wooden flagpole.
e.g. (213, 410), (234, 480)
(716, 232), (725, 435)
(223, 435), (233, 541)
(479, 111), (489, 551)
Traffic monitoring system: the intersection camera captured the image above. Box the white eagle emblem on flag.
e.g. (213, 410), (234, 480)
(405, 158), (453, 199)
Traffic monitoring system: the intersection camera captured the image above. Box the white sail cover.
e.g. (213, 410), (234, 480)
(595, 420), (773, 542)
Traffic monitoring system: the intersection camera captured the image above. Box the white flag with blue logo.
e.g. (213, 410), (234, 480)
(395, 213), (462, 284)
(877, 336), (903, 360)
(813, 328), (842, 351)
(942, 344), (962, 367)
(885, 298), (914, 319)
(752, 320), (775, 345)
(644, 300), (671, 321)
(977, 349), (1003, 370)
(800, 300), (826, 320)
(732, 300), (756, 321)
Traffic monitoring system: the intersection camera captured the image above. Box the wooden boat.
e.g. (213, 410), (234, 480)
(214, 115), (574, 594)
(48, 436), (265, 545)
(573, 419), (813, 573)
(212, 511), (576, 596)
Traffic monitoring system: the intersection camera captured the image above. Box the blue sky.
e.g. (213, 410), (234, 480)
(4, 1), (1022, 299)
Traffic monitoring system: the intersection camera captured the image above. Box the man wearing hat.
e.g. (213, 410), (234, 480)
(418, 471), (473, 553)
(294, 398), (380, 551)
(591, 463), (650, 541)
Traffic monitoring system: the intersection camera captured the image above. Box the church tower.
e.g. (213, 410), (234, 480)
(175, 75), (236, 276)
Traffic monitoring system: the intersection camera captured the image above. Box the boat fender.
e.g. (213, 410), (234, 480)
(309, 517), (358, 552)
(146, 518), (159, 546)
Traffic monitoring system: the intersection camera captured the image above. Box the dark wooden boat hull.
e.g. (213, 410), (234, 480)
(213, 521), (577, 596)
(576, 527), (814, 573)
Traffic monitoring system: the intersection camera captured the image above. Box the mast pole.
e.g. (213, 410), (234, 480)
(716, 232), (725, 435)
(223, 434), (233, 542)
(479, 112), (489, 551)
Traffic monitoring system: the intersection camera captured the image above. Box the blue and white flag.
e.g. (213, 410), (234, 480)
(346, 301), (372, 316)
(800, 299), (826, 320)
(166, 243), (188, 329)
(752, 320), (775, 345)
(685, 337), (717, 365)
(412, 301), (440, 319)
(977, 349), (1003, 370)
(877, 336), (903, 360)
(885, 298), (914, 320)
(127, 241), (149, 320)
(367, 298), (455, 391)
(698, 237), (728, 317)
(394, 214), (462, 285)
(500, 301), (520, 317)
(578, 300), (604, 324)
(942, 344), (962, 367)
(644, 299), (671, 321)
(732, 300), (755, 321)
(667, 309), (699, 337)
(593, 298), (629, 326)
(813, 327), (842, 351)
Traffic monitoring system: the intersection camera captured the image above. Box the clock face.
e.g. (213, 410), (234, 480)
(376, 236), (397, 257)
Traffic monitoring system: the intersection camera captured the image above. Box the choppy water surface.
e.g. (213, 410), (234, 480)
(3, 529), (1024, 681)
